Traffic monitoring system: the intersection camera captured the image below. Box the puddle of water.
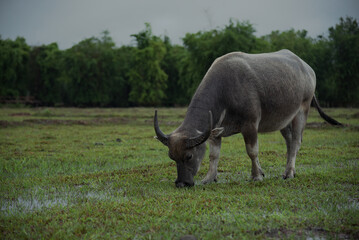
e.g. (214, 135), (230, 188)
(1, 197), (68, 214)
(335, 200), (359, 210)
(1, 187), (127, 216)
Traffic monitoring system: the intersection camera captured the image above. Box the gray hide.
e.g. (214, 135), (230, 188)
(154, 49), (341, 188)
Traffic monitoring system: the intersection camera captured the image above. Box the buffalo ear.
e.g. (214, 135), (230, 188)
(211, 127), (224, 138)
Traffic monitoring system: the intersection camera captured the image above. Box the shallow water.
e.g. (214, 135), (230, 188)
(1, 196), (68, 215)
(0, 186), (128, 216)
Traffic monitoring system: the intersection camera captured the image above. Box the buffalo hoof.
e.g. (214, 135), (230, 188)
(252, 169), (265, 181)
(201, 175), (218, 185)
(283, 169), (296, 179)
(175, 181), (194, 188)
(252, 175), (263, 181)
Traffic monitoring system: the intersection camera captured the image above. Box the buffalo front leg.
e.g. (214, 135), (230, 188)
(202, 137), (221, 184)
(242, 124), (264, 181)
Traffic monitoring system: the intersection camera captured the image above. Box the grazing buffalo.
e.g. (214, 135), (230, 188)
(154, 49), (341, 188)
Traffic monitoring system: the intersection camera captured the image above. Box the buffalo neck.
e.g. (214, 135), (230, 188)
(179, 68), (225, 136)
(180, 94), (220, 136)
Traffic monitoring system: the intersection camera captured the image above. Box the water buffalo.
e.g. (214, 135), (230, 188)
(154, 49), (341, 188)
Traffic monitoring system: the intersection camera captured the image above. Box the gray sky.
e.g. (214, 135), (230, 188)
(1, 0), (358, 49)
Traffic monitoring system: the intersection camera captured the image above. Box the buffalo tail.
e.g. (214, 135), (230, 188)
(312, 95), (342, 126)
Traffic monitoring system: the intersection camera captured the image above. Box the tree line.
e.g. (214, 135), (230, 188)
(1, 17), (358, 107)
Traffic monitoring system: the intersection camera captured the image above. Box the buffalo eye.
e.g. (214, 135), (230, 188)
(185, 154), (193, 161)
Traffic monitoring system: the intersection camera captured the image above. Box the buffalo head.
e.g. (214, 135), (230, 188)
(154, 110), (213, 187)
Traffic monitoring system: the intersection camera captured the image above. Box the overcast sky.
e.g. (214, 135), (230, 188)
(1, 0), (358, 49)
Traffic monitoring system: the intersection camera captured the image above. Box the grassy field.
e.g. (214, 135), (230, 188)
(0, 107), (358, 239)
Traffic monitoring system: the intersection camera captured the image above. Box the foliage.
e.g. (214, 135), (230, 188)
(61, 31), (123, 106)
(181, 20), (265, 96)
(0, 17), (358, 107)
(128, 24), (168, 106)
(0, 37), (30, 97)
(265, 29), (314, 59)
(161, 36), (189, 105)
(0, 107), (358, 239)
(110, 46), (134, 107)
(328, 17), (359, 106)
(28, 43), (63, 105)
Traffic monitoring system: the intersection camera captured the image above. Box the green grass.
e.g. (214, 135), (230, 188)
(0, 107), (358, 239)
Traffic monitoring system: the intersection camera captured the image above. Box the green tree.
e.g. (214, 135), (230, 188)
(328, 17), (359, 106)
(128, 23), (168, 106)
(310, 38), (336, 106)
(28, 43), (63, 105)
(0, 37), (30, 97)
(180, 20), (266, 97)
(110, 45), (135, 107)
(265, 29), (315, 62)
(61, 31), (123, 106)
(161, 36), (188, 105)
(2, 17), (358, 107)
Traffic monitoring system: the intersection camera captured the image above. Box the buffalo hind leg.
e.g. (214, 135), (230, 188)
(280, 123), (292, 159)
(242, 124), (264, 181)
(282, 107), (308, 179)
(202, 137), (221, 184)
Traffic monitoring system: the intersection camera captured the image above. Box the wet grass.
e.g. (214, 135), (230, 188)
(0, 107), (358, 239)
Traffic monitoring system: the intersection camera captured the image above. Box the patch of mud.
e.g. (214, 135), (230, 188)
(144, 119), (181, 126)
(9, 112), (31, 116)
(264, 227), (354, 239)
(352, 112), (359, 119)
(0, 120), (28, 128)
(1, 117), (182, 128)
(24, 119), (89, 125)
(0, 117), (135, 128)
(262, 228), (355, 240)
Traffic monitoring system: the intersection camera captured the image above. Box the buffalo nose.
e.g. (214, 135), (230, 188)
(175, 181), (194, 188)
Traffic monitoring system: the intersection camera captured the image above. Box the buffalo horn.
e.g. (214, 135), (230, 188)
(154, 110), (169, 146)
(186, 111), (213, 149)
